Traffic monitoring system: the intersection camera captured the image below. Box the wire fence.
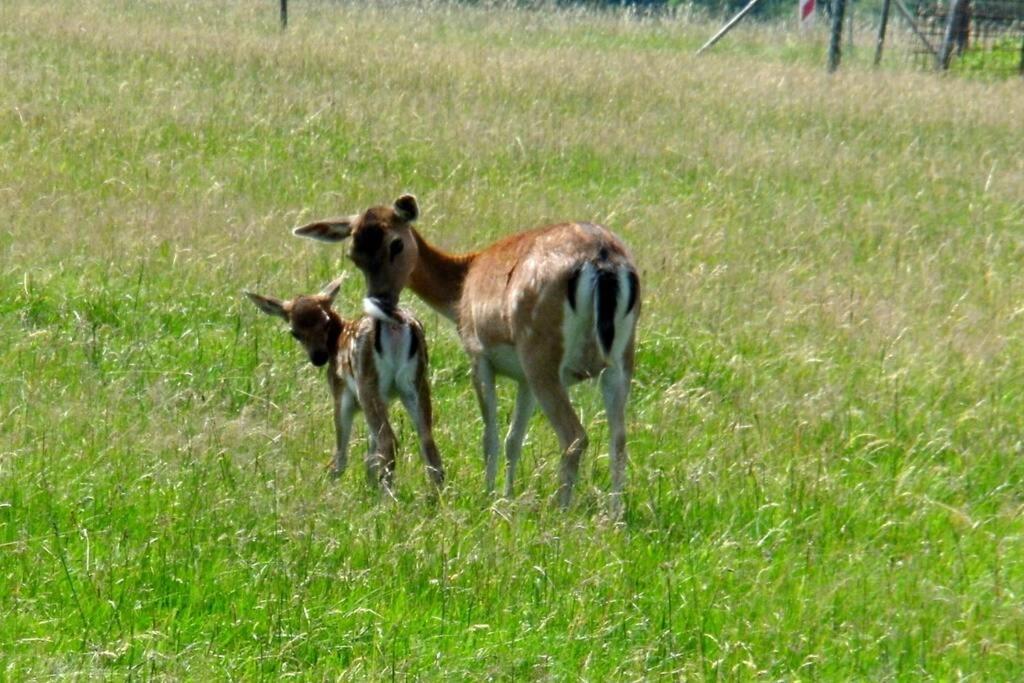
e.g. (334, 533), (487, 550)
(902, 0), (1024, 74)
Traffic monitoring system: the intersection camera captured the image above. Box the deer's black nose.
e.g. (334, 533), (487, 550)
(310, 350), (329, 367)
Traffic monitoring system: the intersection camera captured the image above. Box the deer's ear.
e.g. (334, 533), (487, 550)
(393, 194), (418, 223)
(245, 292), (290, 320)
(318, 275), (345, 304)
(293, 217), (355, 242)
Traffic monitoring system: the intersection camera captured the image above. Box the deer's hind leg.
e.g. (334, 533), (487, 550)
(356, 376), (397, 492)
(398, 359), (445, 489)
(517, 334), (587, 509)
(600, 361), (630, 520)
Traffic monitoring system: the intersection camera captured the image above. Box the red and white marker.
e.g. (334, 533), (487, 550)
(799, 0), (816, 26)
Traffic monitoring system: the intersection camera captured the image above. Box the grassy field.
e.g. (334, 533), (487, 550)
(2, 0), (1023, 678)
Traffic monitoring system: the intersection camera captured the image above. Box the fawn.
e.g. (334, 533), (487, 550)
(245, 277), (444, 491)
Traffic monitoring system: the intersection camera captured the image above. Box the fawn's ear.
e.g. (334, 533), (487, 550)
(293, 216), (355, 242)
(318, 275), (345, 304)
(393, 194), (418, 222)
(245, 292), (289, 320)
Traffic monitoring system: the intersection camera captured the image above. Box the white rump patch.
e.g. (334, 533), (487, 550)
(368, 319), (419, 403)
(560, 263), (597, 382)
(559, 262), (637, 382)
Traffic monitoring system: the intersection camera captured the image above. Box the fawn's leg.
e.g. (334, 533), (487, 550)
(331, 388), (358, 478)
(356, 381), (396, 492)
(398, 367), (445, 489)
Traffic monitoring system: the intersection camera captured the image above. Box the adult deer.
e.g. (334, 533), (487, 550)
(293, 195), (639, 513)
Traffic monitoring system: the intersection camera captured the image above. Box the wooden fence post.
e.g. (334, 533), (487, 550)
(828, 0), (847, 72)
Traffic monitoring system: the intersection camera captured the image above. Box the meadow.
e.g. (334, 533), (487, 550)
(2, 0), (1023, 677)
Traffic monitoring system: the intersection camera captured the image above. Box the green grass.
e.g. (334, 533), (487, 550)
(952, 35), (1024, 78)
(2, 0), (1024, 677)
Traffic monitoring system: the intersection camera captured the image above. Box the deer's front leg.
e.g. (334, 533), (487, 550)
(330, 388), (358, 479)
(471, 356), (500, 494)
(503, 382), (535, 498)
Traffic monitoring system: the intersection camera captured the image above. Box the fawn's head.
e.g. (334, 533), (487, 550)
(292, 194), (419, 318)
(246, 277), (344, 367)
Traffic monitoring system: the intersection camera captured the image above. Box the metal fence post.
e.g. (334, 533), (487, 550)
(828, 0), (847, 72)
(874, 0), (893, 66)
(938, 0), (969, 70)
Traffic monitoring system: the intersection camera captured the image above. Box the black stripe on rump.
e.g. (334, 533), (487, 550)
(626, 270), (639, 314)
(596, 269), (619, 354)
(566, 266), (582, 311)
(407, 327), (419, 360)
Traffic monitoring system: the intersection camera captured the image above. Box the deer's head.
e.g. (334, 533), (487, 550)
(292, 194), (419, 320)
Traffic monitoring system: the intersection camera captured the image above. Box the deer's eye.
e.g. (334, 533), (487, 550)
(389, 239), (404, 261)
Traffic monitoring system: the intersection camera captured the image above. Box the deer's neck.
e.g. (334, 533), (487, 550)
(409, 228), (475, 322)
(326, 309), (345, 366)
